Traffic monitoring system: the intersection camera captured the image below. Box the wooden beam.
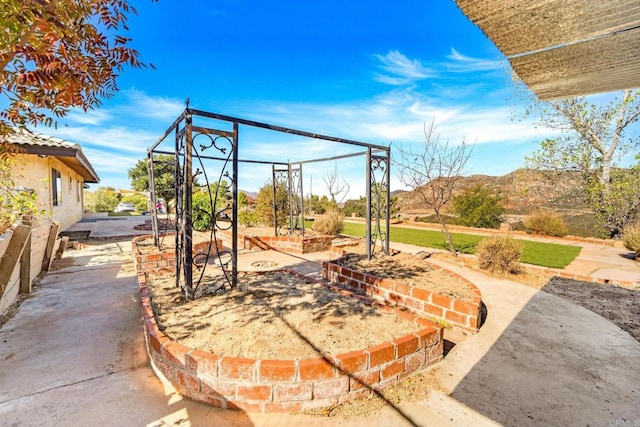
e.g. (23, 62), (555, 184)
(0, 225), (31, 299)
(41, 223), (60, 272)
(19, 231), (32, 294)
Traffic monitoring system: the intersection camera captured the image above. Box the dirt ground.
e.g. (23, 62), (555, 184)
(337, 245), (477, 302)
(541, 277), (640, 342)
(148, 270), (422, 359)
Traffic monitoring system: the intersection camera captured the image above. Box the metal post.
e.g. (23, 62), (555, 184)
(366, 147), (372, 260)
(299, 163), (305, 236)
(147, 152), (159, 246)
(385, 149), (391, 255)
(184, 110), (194, 300)
(232, 122), (238, 289)
(288, 163), (294, 234)
(174, 123), (182, 290)
(272, 164), (278, 236)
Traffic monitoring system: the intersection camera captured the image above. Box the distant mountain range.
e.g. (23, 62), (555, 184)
(394, 169), (590, 215)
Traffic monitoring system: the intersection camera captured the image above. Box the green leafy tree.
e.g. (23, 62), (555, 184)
(452, 185), (505, 229)
(88, 186), (119, 212)
(588, 163), (640, 235)
(255, 180), (288, 228)
(192, 192), (213, 230)
(524, 90), (640, 236)
(238, 191), (248, 207)
(343, 196), (366, 217)
(121, 193), (147, 212)
(342, 194), (399, 218)
(1, 0), (154, 152)
(192, 181), (232, 230)
(128, 154), (176, 203)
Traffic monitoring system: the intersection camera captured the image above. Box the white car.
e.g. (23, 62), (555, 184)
(115, 202), (136, 213)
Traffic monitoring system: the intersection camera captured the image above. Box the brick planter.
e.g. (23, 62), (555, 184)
(132, 235), (223, 274)
(216, 228), (331, 254)
(323, 246), (483, 333)
(135, 255), (444, 413)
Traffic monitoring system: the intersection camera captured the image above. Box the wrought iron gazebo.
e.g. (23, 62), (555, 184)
(147, 107), (391, 300)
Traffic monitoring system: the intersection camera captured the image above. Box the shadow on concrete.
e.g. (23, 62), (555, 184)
(447, 284), (640, 426)
(617, 252), (636, 261)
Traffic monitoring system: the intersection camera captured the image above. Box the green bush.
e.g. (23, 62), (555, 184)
(523, 210), (568, 237)
(476, 235), (523, 274)
(121, 194), (147, 212)
(192, 192), (214, 230)
(92, 187), (120, 212)
(452, 185), (505, 229)
(255, 181), (289, 227)
(238, 209), (261, 227)
(313, 209), (344, 236)
(622, 222), (640, 257)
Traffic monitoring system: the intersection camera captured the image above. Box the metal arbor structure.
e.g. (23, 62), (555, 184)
(147, 108), (390, 300)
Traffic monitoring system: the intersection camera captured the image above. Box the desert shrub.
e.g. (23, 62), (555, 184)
(523, 210), (568, 237)
(476, 235), (523, 274)
(452, 185), (505, 229)
(313, 209), (344, 236)
(238, 209), (261, 227)
(622, 222), (640, 257)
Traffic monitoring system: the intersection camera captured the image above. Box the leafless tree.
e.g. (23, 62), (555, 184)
(324, 162), (350, 205)
(395, 120), (473, 255)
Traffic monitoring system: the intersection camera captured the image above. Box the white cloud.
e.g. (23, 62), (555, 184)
(375, 51), (435, 85)
(445, 48), (505, 73)
(52, 126), (154, 154)
(65, 109), (113, 125)
(121, 88), (185, 120)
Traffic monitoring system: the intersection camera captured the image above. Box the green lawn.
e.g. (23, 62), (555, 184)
(332, 221), (581, 269)
(107, 211), (141, 217)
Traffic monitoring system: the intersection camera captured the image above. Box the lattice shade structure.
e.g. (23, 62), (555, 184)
(456, 0), (640, 99)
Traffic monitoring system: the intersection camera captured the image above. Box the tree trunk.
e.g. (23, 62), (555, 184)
(435, 209), (456, 256)
(601, 152), (612, 194)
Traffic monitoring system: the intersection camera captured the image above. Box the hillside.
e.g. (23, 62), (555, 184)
(395, 169), (590, 215)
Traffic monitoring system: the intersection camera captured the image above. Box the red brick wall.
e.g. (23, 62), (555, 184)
(132, 235), (223, 274)
(322, 247), (483, 333)
(215, 229), (331, 254)
(135, 259), (444, 413)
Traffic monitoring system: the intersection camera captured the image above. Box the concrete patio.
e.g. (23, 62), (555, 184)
(1, 216), (639, 426)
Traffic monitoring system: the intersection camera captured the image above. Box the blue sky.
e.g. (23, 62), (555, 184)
(45, 0), (558, 198)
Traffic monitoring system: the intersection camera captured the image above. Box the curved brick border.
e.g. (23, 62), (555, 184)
(133, 241), (444, 413)
(322, 245), (483, 333)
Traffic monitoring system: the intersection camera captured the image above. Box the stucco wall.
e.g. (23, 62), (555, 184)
(12, 154), (84, 230)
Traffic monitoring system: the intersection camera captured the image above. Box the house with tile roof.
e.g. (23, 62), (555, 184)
(7, 129), (100, 230)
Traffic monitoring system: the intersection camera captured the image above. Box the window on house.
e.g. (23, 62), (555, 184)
(52, 168), (62, 206)
(69, 176), (72, 193)
(77, 180), (81, 204)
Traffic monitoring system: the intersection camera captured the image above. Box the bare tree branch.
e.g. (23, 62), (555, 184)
(394, 120), (474, 255)
(323, 162), (350, 205)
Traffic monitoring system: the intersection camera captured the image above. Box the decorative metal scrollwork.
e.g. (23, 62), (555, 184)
(368, 153), (390, 258)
